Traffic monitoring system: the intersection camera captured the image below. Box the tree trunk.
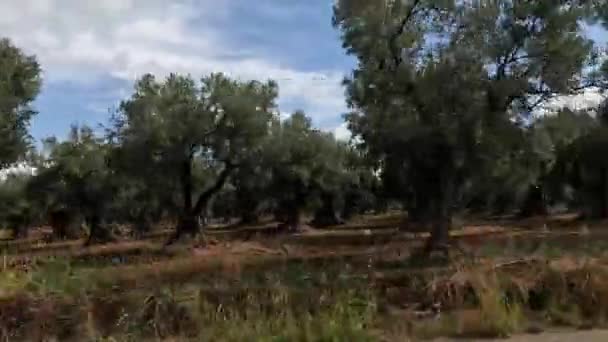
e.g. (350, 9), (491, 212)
(311, 192), (344, 227)
(49, 209), (82, 240)
(520, 184), (548, 218)
(181, 158), (193, 214)
(7, 214), (26, 240)
(581, 167), (608, 220)
(603, 166), (608, 218)
(423, 164), (455, 256)
(85, 214), (114, 246)
(275, 199), (303, 233)
(286, 204), (302, 233)
(237, 195), (260, 225)
(342, 191), (358, 221)
(165, 213), (202, 246)
(165, 161), (235, 246)
(192, 164), (235, 215)
(424, 201), (451, 255)
(240, 211), (260, 225)
(133, 210), (153, 238)
(402, 192), (433, 232)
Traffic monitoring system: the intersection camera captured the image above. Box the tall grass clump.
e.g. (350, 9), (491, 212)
(195, 284), (377, 342)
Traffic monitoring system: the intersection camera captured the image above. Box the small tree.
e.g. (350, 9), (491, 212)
(263, 112), (351, 231)
(340, 148), (379, 220)
(517, 109), (597, 216)
(309, 142), (361, 227)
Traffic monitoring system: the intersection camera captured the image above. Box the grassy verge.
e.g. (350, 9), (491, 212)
(0, 257), (377, 341)
(3, 230), (608, 340)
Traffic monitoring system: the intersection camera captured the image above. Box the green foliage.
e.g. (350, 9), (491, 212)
(111, 73), (278, 238)
(334, 0), (600, 237)
(26, 125), (113, 240)
(0, 38), (42, 167)
(556, 126), (608, 218)
(262, 111), (354, 227)
(0, 174), (32, 235)
(114, 73), (277, 169)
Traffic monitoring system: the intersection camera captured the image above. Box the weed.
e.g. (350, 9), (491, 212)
(197, 289), (376, 342)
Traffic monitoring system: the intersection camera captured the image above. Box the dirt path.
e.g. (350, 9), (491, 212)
(506, 330), (608, 342)
(435, 330), (608, 341)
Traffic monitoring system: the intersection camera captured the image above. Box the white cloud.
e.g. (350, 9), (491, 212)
(12, 0), (601, 137)
(0, 0), (347, 131)
(0, 163), (37, 182)
(334, 122), (352, 141)
(533, 87), (607, 118)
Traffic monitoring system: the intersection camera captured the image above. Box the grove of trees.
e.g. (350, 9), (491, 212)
(1, 1), (608, 255)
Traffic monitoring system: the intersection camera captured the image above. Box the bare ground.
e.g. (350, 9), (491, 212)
(446, 329), (608, 342)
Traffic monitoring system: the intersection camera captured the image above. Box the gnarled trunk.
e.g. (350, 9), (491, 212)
(237, 190), (262, 225)
(311, 192), (344, 227)
(7, 213), (27, 239)
(424, 198), (451, 256)
(402, 191), (434, 232)
(85, 213), (114, 246)
(133, 210), (153, 238)
(278, 182), (309, 233)
(520, 184), (548, 218)
(165, 213), (202, 246)
(48, 209), (82, 240)
(165, 160), (235, 246)
(285, 204), (302, 233)
(275, 197), (304, 233)
(422, 152), (456, 257)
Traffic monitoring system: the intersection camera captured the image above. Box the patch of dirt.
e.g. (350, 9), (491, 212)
(434, 329), (608, 341)
(191, 241), (285, 257)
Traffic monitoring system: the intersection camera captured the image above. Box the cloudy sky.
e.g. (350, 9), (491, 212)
(1, 0), (606, 144)
(1, 0), (355, 142)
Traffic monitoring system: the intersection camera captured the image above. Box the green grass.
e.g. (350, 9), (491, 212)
(1, 256), (380, 341)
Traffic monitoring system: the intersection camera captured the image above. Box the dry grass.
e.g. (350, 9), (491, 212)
(0, 268), (377, 341)
(407, 254), (608, 339)
(5, 251), (608, 340)
(4, 214), (608, 340)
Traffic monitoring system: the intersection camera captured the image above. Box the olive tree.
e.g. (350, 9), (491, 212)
(28, 126), (114, 243)
(111, 73), (277, 244)
(334, 0), (598, 253)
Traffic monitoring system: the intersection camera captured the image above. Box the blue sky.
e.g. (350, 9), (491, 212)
(0, 0), (606, 143)
(0, 0), (355, 142)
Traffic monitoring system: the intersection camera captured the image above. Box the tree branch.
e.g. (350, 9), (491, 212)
(181, 152), (193, 211)
(387, 0), (422, 69)
(192, 161), (237, 215)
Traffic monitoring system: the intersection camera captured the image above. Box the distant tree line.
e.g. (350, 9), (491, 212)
(1, 1), (608, 253)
